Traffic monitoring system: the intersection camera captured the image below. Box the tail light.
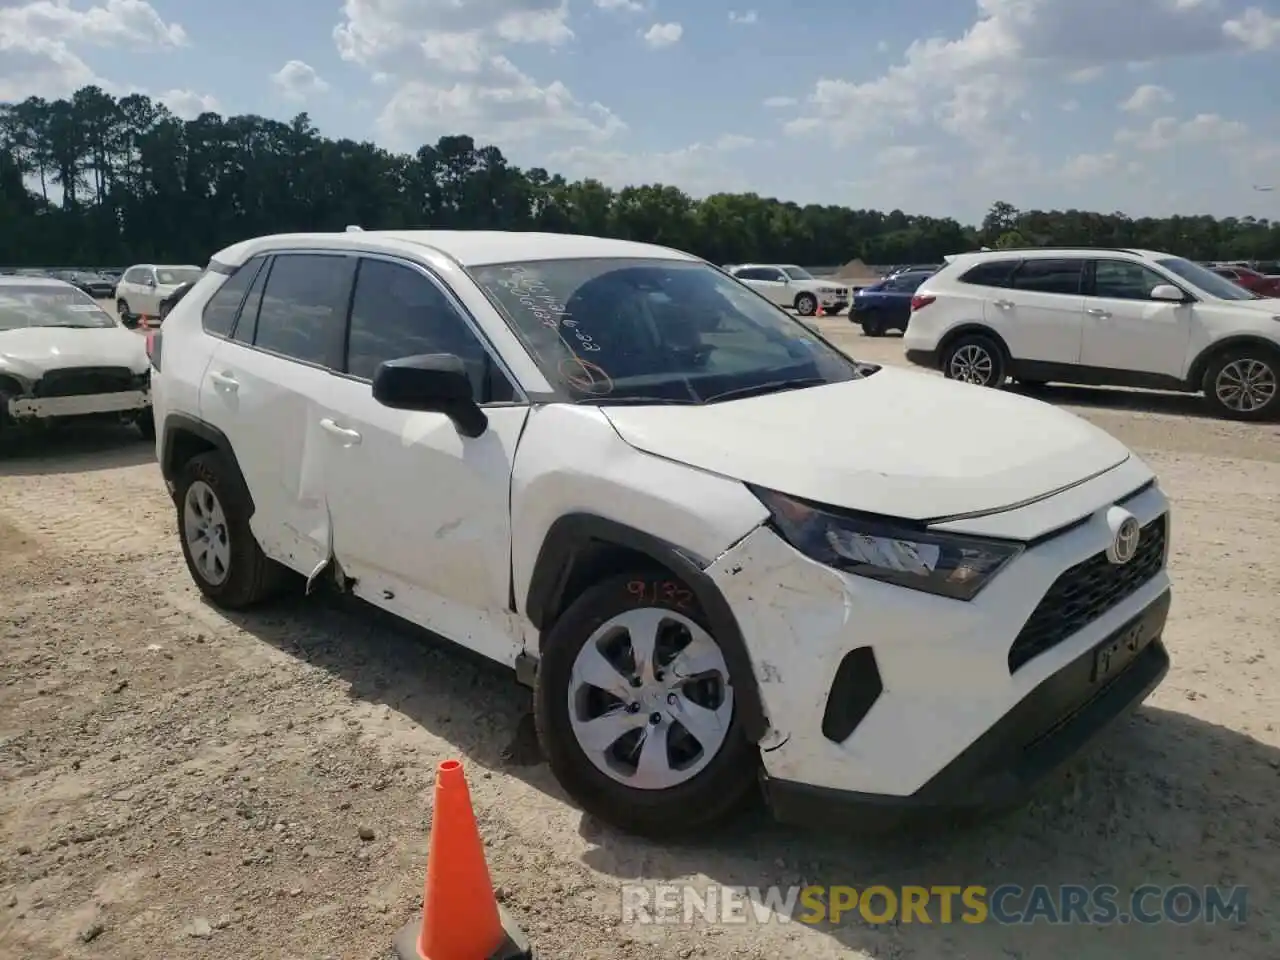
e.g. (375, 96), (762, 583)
(146, 332), (163, 372)
(910, 294), (936, 311)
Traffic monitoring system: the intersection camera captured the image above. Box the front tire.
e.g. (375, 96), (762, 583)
(794, 293), (817, 317)
(941, 334), (1006, 388)
(175, 451), (288, 609)
(117, 299), (138, 329)
(534, 572), (757, 839)
(135, 410), (156, 441)
(1202, 348), (1280, 421)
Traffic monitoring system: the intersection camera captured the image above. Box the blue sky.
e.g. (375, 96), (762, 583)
(2, 0), (1279, 225)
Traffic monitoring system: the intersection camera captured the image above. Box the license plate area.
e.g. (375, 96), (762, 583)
(1090, 613), (1157, 684)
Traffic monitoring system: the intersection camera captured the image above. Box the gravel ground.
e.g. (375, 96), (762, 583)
(1, 319), (1277, 959)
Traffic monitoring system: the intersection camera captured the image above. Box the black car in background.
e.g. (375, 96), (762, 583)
(52, 270), (116, 299)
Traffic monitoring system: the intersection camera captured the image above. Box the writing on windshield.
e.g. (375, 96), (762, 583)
(488, 264), (615, 395)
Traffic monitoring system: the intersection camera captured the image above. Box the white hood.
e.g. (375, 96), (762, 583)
(0, 325), (148, 377)
(601, 367), (1131, 521)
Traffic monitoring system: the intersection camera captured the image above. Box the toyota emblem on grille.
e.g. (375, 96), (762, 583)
(1104, 506), (1141, 565)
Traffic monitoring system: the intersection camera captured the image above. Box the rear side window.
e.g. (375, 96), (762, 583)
(252, 253), (355, 367)
(232, 256), (271, 344)
(202, 258), (264, 337)
(958, 260), (1019, 287)
(735, 268), (763, 281)
(1011, 259), (1083, 295)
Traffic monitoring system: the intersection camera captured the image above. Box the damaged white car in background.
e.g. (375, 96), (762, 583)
(0, 276), (154, 440)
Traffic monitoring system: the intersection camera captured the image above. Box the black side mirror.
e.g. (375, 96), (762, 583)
(372, 353), (488, 437)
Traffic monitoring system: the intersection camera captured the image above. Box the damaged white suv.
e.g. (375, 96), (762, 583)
(149, 230), (1172, 838)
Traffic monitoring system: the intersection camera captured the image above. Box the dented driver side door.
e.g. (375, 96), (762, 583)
(317, 256), (530, 667)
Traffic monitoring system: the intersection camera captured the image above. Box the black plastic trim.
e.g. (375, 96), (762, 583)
(763, 589), (1171, 832)
(821, 647), (883, 743)
(159, 413), (254, 513)
(525, 512), (768, 742)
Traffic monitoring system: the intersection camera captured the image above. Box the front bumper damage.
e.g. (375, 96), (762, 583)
(703, 474), (1172, 831)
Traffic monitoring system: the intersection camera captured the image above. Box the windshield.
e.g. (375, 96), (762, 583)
(470, 258), (861, 403)
(156, 267), (202, 285)
(1156, 258), (1260, 301)
(0, 286), (118, 330)
(782, 266), (814, 280)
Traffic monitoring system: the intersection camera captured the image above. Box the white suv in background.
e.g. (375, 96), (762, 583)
(149, 230), (1172, 839)
(115, 263), (204, 327)
(903, 247), (1280, 421)
(728, 264), (849, 316)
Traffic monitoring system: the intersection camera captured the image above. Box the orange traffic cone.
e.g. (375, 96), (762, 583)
(815, 303), (825, 317)
(392, 759), (532, 960)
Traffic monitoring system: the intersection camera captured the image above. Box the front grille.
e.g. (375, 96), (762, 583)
(1008, 514), (1167, 672)
(34, 367), (137, 398)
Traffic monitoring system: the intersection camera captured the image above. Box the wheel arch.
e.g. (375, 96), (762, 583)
(525, 512), (769, 743)
(160, 413), (255, 513)
(1184, 335), (1280, 391)
(937, 322), (1012, 364)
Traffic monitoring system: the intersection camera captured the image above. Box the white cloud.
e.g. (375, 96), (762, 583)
(1060, 151), (1120, 180)
(1115, 112), (1249, 151)
(548, 134), (757, 195)
(271, 60), (330, 100)
(595, 0), (643, 10)
(876, 39), (889, 52)
(785, 0), (1250, 148)
(0, 0), (187, 101)
(762, 95), (796, 108)
(379, 56), (625, 144)
(728, 10), (757, 25)
(334, 0), (626, 151)
(1066, 65), (1104, 83)
(159, 89), (219, 120)
(642, 22), (682, 48)
(1119, 83), (1173, 112)
(1223, 7), (1280, 50)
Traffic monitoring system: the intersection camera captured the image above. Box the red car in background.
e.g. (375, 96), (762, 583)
(1210, 265), (1280, 297)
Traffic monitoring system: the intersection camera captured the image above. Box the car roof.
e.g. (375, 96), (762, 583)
(210, 230), (701, 269)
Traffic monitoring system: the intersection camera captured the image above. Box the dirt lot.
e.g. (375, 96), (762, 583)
(2, 319), (1278, 960)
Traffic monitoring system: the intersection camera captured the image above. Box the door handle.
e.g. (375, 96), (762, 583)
(1086, 307), (1111, 318)
(208, 371), (238, 391)
(992, 299), (1014, 308)
(319, 418), (362, 444)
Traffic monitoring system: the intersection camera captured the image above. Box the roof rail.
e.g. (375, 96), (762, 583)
(978, 246), (1140, 254)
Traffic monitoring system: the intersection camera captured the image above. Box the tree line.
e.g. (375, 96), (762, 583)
(1, 86), (1278, 269)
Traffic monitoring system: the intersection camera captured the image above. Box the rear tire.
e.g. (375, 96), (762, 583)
(534, 572), (758, 839)
(862, 314), (885, 337)
(135, 411), (156, 441)
(941, 334), (1006, 388)
(175, 451), (288, 609)
(1201, 348), (1280, 421)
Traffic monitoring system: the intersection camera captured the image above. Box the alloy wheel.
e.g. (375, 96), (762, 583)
(1214, 358), (1277, 413)
(949, 344), (995, 385)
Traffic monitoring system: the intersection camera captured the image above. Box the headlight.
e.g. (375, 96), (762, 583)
(752, 487), (1023, 600)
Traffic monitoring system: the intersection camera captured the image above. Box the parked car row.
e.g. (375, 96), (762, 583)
(0, 263), (204, 324)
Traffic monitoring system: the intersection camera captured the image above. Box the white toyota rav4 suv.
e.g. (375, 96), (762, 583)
(903, 247), (1280, 420)
(149, 230), (1172, 838)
